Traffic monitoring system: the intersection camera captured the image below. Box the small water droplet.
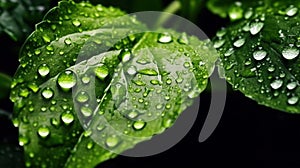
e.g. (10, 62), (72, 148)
(38, 64), (50, 77)
(213, 39), (225, 49)
(138, 69), (158, 76)
(57, 70), (77, 91)
(270, 79), (283, 90)
(233, 38), (246, 48)
(253, 50), (267, 61)
(158, 33), (172, 43)
(127, 111), (138, 119)
(19, 136), (29, 146)
(177, 33), (189, 44)
(286, 6), (298, 17)
(37, 126), (50, 138)
(133, 80), (146, 86)
(61, 112), (74, 125)
(166, 78), (172, 85)
(81, 75), (91, 84)
(228, 3), (243, 21)
(50, 118), (60, 127)
(41, 87), (54, 99)
(282, 48), (299, 60)
(86, 141), (94, 149)
(64, 38), (72, 45)
(267, 66), (275, 72)
(133, 120), (146, 130)
(81, 105), (93, 117)
(118, 49), (131, 62)
(150, 80), (160, 85)
(72, 20), (81, 27)
(244, 9), (253, 19)
(76, 91), (89, 103)
(224, 48), (234, 57)
(95, 65), (109, 80)
(250, 22), (264, 35)
(288, 96), (299, 105)
(43, 35), (51, 43)
(127, 66), (137, 75)
(105, 136), (119, 148)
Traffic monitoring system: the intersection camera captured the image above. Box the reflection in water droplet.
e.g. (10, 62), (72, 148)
(41, 87), (54, 99)
(38, 126), (50, 138)
(38, 64), (50, 77)
(282, 48), (299, 60)
(57, 70), (77, 91)
(250, 22), (264, 35)
(157, 33), (173, 43)
(224, 48), (234, 57)
(253, 50), (267, 61)
(270, 79), (283, 90)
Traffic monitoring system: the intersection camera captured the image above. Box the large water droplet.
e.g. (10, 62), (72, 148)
(105, 136), (119, 148)
(253, 50), (267, 61)
(138, 69), (158, 76)
(288, 96), (299, 105)
(270, 79), (283, 90)
(250, 22), (264, 35)
(95, 65), (109, 80)
(76, 91), (89, 103)
(286, 6), (298, 17)
(38, 64), (50, 77)
(157, 33), (172, 43)
(41, 87), (54, 99)
(233, 38), (246, 48)
(37, 126), (50, 138)
(57, 70), (77, 91)
(61, 112), (74, 125)
(282, 48), (299, 60)
(133, 121), (146, 130)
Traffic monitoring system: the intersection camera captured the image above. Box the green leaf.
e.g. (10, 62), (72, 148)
(179, 0), (204, 21)
(10, 1), (218, 167)
(0, 73), (11, 100)
(214, 1), (300, 113)
(0, 0), (50, 41)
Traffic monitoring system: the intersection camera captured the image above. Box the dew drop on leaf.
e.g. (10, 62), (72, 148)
(37, 126), (50, 138)
(57, 70), (77, 91)
(19, 136), (29, 146)
(253, 50), (267, 61)
(118, 49), (131, 62)
(233, 38), (246, 48)
(288, 96), (299, 105)
(250, 22), (264, 35)
(287, 81), (297, 90)
(177, 32), (189, 44)
(270, 79), (283, 90)
(94, 65), (109, 80)
(76, 91), (89, 103)
(132, 120), (146, 130)
(61, 112), (74, 125)
(286, 6), (298, 17)
(81, 75), (91, 84)
(72, 20), (81, 27)
(157, 32), (173, 43)
(138, 69), (158, 76)
(80, 105), (93, 117)
(282, 48), (299, 60)
(127, 66), (137, 75)
(224, 48), (234, 57)
(64, 38), (72, 45)
(105, 136), (119, 148)
(41, 87), (54, 99)
(213, 39), (225, 48)
(38, 64), (50, 77)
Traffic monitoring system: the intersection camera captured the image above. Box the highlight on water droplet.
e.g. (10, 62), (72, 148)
(105, 136), (120, 148)
(288, 96), (299, 105)
(80, 105), (93, 117)
(138, 68), (158, 76)
(76, 91), (90, 103)
(286, 6), (298, 17)
(233, 38), (245, 48)
(41, 87), (54, 99)
(61, 112), (74, 125)
(118, 49), (131, 62)
(38, 64), (50, 77)
(133, 120), (146, 130)
(19, 136), (29, 146)
(95, 65), (109, 80)
(57, 70), (77, 91)
(270, 79), (283, 90)
(72, 20), (81, 27)
(282, 48), (299, 60)
(250, 22), (264, 35)
(253, 50), (267, 61)
(157, 32), (173, 43)
(37, 126), (50, 138)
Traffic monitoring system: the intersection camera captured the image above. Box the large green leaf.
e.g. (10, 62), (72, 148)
(214, 0), (300, 113)
(10, 1), (218, 167)
(0, 0), (50, 41)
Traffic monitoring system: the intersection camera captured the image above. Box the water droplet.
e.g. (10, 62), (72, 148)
(270, 79), (283, 90)
(138, 69), (158, 76)
(105, 136), (119, 148)
(12, 118), (19, 127)
(127, 111), (138, 119)
(127, 66), (137, 75)
(34, 49), (41, 55)
(133, 120), (146, 130)
(64, 38), (72, 45)
(86, 142), (94, 149)
(158, 33), (172, 43)
(41, 87), (54, 99)
(183, 62), (190, 68)
(244, 9), (253, 19)
(282, 48), (299, 60)
(19, 136), (29, 146)
(57, 70), (77, 91)
(216, 29), (226, 37)
(233, 38), (246, 48)
(118, 49), (131, 62)
(72, 20), (81, 27)
(166, 78), (172, 85)
(287, 82), (297, 90)
(177, 33), (189, 44)
(213, 39), (225, 48)
(250, 22), (264, 35)
(81, 105), (93, 117)
(253, 50), (267, 61)
(61, 112), (74, 125)
(286, 6), (298, 17)
(95, 65), (109, 80)
(267, 66), (275, 72)
(37, 126), (50, 138)
(76, 91), (89, 103)
(81, 75), (91, 84)
(46, 45), (54, 51)
(96, 124), (105, 132)
(224, 48), (234, 57)
(288, 96), (299, 105)
(133, 80), (146, 86)
(150, 80), (160, 85)
(50, 118), (60, 127)
(42, 35), (51, 43)
(38, 64), (50, 77)
(228, 3), (243, 21)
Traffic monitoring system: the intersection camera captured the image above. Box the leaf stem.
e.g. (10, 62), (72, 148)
(154, 0), (181, 28)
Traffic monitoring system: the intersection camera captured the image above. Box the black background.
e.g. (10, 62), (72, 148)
(1, 1), (300, 168)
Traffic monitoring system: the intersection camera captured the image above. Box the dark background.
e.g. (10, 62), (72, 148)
(1, 1), (300, 168)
